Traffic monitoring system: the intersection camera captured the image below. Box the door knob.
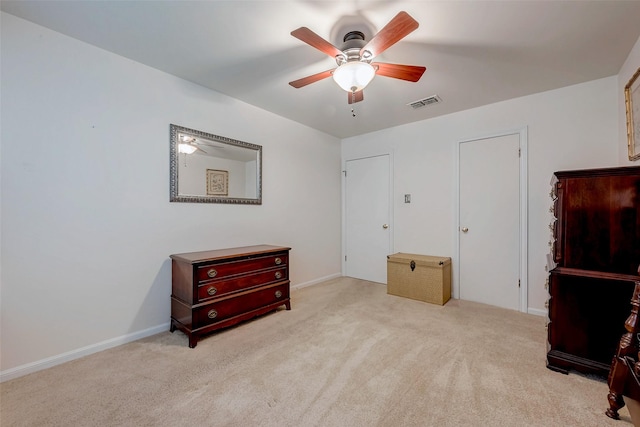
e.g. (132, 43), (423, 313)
(382, 224), (389, 229)
(461, 227), (469, 233)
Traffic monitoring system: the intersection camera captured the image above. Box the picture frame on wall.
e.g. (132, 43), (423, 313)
(206, 169), (228, 196)
(625, 66), (640, 161)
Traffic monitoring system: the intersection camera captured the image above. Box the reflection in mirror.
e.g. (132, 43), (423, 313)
(170, 124), (262, 204)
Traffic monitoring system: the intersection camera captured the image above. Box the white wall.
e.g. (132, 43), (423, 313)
(342, 76), (620, 315)
(0, 13), (342, 378)
(178, 154), (248, 198)
(619, 35), (640, 164)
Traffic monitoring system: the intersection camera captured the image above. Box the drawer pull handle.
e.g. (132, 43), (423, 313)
(275, 290), (282, 298)
(275, 271), (283, 280)
(207, 269), (218, 278)
(207, 286), (217, 296)
(208, 309), (218, 319)
(274, 257), (282, 265)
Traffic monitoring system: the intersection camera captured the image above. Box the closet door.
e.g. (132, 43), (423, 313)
(345, 155), (391, 284)
(459, 133), (521, 311)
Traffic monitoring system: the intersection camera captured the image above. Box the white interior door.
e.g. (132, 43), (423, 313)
(459, 133), (521, 311)
(345, 155), (391, 284)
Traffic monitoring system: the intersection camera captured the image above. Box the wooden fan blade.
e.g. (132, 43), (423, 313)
(372, 63), (426, 82)
(360, 11), (419, 59)
(348, 90), (364, 104)
(289, 69), (335, 88)
(291, 27), (344, 58)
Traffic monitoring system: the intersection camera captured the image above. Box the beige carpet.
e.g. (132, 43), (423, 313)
(1, 277), (633, 426)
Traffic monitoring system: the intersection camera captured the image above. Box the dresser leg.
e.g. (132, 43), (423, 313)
(188, 335), (198, 348)
(169, 321), (176, 333)
(285, 300), (291, 310)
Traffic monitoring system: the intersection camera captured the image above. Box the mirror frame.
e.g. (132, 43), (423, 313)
(169, 124), (262, 204)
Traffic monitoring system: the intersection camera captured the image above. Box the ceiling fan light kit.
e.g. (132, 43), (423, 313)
(332, 61), (376, 92)
(178, 143), (197, 154)
(289, 11), (426, 105)
(178, 135), (198, 154)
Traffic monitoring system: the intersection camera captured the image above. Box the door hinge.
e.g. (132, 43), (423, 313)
(518, 279), (521, 288)
(345, 255), (347, 261)
(518, 148), (521, 157)
(343, 170), (347, 177)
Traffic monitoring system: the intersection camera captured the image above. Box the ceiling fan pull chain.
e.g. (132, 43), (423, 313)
(350, 91), (356, 117)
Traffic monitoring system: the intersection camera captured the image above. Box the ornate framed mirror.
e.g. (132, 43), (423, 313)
(626, 66), (640, 161)
(170, 124), (262, 204)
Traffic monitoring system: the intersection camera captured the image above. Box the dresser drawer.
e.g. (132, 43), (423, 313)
(196, 253), (288, 283)
(197, 267), (288, 302)
(194, 283), (290, 328)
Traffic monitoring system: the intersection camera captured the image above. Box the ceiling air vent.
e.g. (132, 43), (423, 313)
(407, 95), (442, 109)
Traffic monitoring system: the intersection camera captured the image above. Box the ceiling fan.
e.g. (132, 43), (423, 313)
(178, 135), (226, 155)
(289, 11), (426, 104)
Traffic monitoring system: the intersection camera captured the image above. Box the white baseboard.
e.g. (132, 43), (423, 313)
(528, 307), (547, 317)
(2, 274), (341, 383)
(0, 323), (170, 383)
(291, 273), (342, 290)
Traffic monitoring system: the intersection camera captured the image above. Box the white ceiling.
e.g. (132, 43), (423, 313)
(3, 1), (640, 139)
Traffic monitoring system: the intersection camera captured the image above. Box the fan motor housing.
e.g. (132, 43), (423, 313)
(337, 31), (368, 65)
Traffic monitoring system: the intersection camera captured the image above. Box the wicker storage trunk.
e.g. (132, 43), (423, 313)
(387, 253), (451, 305)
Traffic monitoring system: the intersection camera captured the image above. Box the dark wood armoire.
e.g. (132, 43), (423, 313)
(547, 166), (640, 376)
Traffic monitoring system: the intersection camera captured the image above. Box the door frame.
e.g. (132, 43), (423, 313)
(454, 127), (528, 313)
(342, 152), (394, 279)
